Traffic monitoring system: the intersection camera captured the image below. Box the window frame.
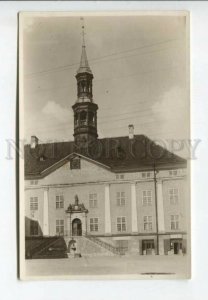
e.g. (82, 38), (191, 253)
(116, 174), (125, 180)
(143, 215), (153, 231)
(56, 195), (64, 209)
(116, 191), (126, 206)
(30, 180), (38, 185)
(117, 216), (127, 232)
(89, 217), (99, 232)
(142, 190), (152, 206)
(56, 219), (64, 235)
(141, 172), (151, 179)
(30, 197), (38, 210)
(170, 215), (179, 230)
(169, 188), (179, 205)
(89, 193), (98, 208)
(169, 170), (178, 176)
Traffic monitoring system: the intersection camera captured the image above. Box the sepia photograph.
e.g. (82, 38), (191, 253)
(19, 11), (190, 279)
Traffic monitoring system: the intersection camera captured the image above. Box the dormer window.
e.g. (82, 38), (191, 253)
(70, 157), (81, 169)
(39, 155), (46, 161)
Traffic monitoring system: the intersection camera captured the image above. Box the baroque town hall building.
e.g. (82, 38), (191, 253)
(24, 33), (188, 256)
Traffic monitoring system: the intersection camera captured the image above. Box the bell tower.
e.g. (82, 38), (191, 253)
(72, 24), (98, 146)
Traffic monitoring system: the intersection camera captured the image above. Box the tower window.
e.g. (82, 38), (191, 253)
(88, 111), (94, 125)
(80, 111), (87, 125)
(75, 113), (79, 126)
(81, 81), (85, 92)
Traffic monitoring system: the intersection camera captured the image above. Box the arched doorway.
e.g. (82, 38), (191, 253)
(68, 239), (76, 253)
(72, 218), (82, 236)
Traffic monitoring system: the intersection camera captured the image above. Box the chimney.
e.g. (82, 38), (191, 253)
(128, 124), (134, 139)
(31, 136), (38, 148)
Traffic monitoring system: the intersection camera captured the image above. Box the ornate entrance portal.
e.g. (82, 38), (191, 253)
(72, 218), (82, 236)
(65, 195), (88, 237)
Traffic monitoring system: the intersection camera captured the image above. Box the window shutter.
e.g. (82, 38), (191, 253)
(164, 239), (170, 255)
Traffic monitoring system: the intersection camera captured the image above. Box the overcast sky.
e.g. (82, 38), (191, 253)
(22, 13), (189, 157)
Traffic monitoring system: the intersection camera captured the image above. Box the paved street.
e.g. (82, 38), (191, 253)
(24, 254), (190, 279)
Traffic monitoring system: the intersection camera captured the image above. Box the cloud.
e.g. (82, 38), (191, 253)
(151, 86), (188, 137)
(42, 101), (72, 123)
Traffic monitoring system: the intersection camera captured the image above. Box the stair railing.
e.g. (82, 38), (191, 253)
(82, 230), (123, 255)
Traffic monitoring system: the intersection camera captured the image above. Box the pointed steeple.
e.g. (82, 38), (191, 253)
(77, 25), (92, 75)
(72, 20), (98, 146)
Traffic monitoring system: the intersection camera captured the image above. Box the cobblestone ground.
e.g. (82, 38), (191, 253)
(24, 254), (190, 279)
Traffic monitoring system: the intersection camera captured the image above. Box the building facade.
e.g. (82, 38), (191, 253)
(24, 33), (188, 256)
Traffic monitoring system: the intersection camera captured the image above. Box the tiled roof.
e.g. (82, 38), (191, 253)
(24, 135), (186, 179)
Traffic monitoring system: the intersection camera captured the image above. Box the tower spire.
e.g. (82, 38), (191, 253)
(77, 20), (92, 75)
(72, 18), (98, 146)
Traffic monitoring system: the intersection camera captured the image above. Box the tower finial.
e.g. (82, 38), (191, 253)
(77, 17), (92, 75)
(80, 17), (86, 47)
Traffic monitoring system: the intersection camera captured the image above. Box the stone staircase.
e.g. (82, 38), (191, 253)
(64, 233), (123, 257)
(83, 233), (123, 255)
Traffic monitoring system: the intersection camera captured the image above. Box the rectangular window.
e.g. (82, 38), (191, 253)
(30, 220), (39, 236)
(144, 216), (153, 231)
(56, 219), (64, 235)
(116, 192), (126, 206)
(141, 172), (151, 179)
(142, 190), (152, 206)
(169, 170), (178, 176)
(56, 195), (64, 209)
(30, 180), (38, 185)
(30, 197), (38, 210)
(90, 218), (98, 232)
(169, 188), (179, 204)
(171, 215), (179, 230)
(89, 193), (97, 208)
(116, 174), (124, 180)
(116, 240), (128, 252)
(117, 217), (127, 232)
